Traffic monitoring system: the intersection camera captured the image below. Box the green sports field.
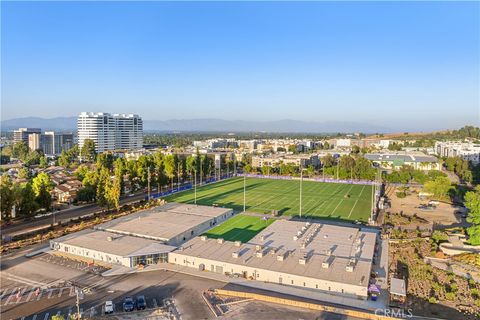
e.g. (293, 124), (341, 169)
(164, 177), (373, 222)
(203, 214), (274, 242)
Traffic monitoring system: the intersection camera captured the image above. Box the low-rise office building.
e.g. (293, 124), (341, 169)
(252, 154), (320, 168)
(169, 220), (377, 299)
(365, 153), (440, 171)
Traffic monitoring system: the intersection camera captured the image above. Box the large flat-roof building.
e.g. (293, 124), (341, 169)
(169, 220), (377, 299)
(50, 229), (176, 268)
(50, 203), (234, 268)
(365, 153), (440, 171)
(95, 203), (234, 245)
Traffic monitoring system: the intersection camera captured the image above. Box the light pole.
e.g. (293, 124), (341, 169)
(299, 167), (303, 218)
(194, 169), (197, 205)
(243, 174), (246, 212)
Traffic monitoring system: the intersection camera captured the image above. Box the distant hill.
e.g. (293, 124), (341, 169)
(1, 116), (391, 133)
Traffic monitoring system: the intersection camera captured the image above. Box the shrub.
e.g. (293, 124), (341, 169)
(445, 292), (455, 301)
(396, 191), (407, 198)
(428, 297), (438, 304)
(471, 288), (480, 298)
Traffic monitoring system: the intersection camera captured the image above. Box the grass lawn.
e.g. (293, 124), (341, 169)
(164, 177), (373, 222)
(203, 214), (274, 242)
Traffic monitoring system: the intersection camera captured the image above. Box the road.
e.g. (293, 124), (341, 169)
(2, 191), (148, 238)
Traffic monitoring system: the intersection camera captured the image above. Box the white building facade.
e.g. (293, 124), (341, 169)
(435, 141), (480, 165)
(77, 112), (143, 153)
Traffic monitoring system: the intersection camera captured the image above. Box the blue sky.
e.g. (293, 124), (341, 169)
(2, 1), (479, 131)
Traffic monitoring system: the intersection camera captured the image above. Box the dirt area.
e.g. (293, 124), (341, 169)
(389, 239), (480, 319)
(386, 186), (465, 228)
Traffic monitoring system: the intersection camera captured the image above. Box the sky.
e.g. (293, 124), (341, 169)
(1, 1), (479, 131)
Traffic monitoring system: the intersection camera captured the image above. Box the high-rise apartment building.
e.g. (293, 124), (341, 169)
(28, 133), (41, 151)
(14, 128), (41, 144)
(77, 112), (143, 153)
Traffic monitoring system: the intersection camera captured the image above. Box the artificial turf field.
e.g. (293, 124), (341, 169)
(203, 214), (275, 242)
(164, 177), (373, 222)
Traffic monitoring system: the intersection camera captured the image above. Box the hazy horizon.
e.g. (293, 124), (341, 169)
(2, 1), (479, 130)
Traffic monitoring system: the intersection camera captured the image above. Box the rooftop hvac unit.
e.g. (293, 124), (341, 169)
(326, 249), (332, 256)
(270, 248), (276, 255)
(260, 235), (265, 241)
(200, 235), (207, 241)
(302, 226), (307, 232)
(306, 222), (311, 226)
(298, 258), (306, 265)
(355, 238), (361, 245)
(232, 252), (239, 258)
(346, 265), (354, 272)
(297, 231), (302, 236)
(301, 243), (306, 249)
(293, 236), (298, 241)
(217, 238), (224, 244)
(256, 251), (264, 258)
(322, 261), (330, 269)
(324, 234), (328, 239)
(277, 253), (285, 261)
(234, 241), (242, 247)
(107, 236), (113, 241)
(255, 244), (262, 251)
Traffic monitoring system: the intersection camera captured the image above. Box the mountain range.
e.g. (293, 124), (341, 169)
(1, 116), (391, 133)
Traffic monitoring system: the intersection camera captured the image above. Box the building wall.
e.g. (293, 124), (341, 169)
(28, 133), (41, 151)
(168, 251), (368, 298)
(166, 210), (234, 246)
(49, 240), (131, 267)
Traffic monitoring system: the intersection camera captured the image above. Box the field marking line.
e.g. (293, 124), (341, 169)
(331, 198), (344, 216)
(347, 199), (360, 219)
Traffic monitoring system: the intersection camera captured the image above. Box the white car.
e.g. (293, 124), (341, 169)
(105, 300), (114, 314)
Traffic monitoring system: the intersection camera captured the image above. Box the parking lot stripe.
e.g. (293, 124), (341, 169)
(4, 288), (17, 305)
(0, 288), (9, 300)
(43, 313), (49, 320)
(89, 307), (95, 317)
(26, 289), (35, 302)
(47, 289), (54, 299)
(57, 288), (64, 298)
(36, 289), (44, 301)
(15, 287), (27, 303)
(153, 298), (158, 308)
(69, 286), (75, 296)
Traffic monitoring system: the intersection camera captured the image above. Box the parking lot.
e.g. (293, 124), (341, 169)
(36, 253), (109, 275)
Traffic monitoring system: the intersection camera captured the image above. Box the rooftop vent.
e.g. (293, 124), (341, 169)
(107, 236), (113, 241)
(255, 244), (262, 251)
(346, 265), (354, 272)
(260, 235), (265, 241)
(322, 261), (330, 269)
(200, 235), (207, 241)
(232, 252), (239, 258)
(234, 241), (242, 247)
(277, 253), (285, 261)
(324, 234), (328, 239)
(297, 231), (302, 236)
(293, 236), (298, 241)
(306, 222), (311, 227)
(326, 249), (332, 256)
(299, 258), (306, 265)
(355, 238), (361, 245)
(256, 251), (264, 258)
(217, 238), (224, 244)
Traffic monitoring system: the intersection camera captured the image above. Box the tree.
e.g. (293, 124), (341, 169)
(80, 139), (96, 162)
(164, 155), (177, 189)
(105, 175), (121, 210)
(96, 167), (110, 207)
(321, 154), (336, 168)
(423, 176), (452, 200)
(465, 186), (480, 245)
(114, 157), (126, 194)
(32, 172), (53, 211)
(351, 145), (360, 155)
(18, 167), (31, 180)
(15, 183), (37, 217)
(261, 165), (272, 175)
(12, 142), (29, 160)
(39, 155), (48, 168)
(96, 153), (114, 170)
(0, 175), (16, 220)
(58, 150), (70, 168)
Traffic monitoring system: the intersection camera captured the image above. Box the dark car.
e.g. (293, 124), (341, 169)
(123, 297), (134, 312)
(136, 295), (147, 310)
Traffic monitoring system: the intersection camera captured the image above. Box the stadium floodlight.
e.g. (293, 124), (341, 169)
(194, 169), (197, 204)
(243, 174), (246, 212)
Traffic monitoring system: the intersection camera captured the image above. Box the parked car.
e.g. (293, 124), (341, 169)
(136, 295), (147, 310)
(105, 301), (114, 314)
(123, 297), (135, 312)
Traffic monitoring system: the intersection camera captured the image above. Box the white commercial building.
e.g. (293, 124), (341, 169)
(435, 141), (480, 165)
(50, 203), (234, 268)
(169, 220), (377, 299)
(77, 112), (143, 153)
